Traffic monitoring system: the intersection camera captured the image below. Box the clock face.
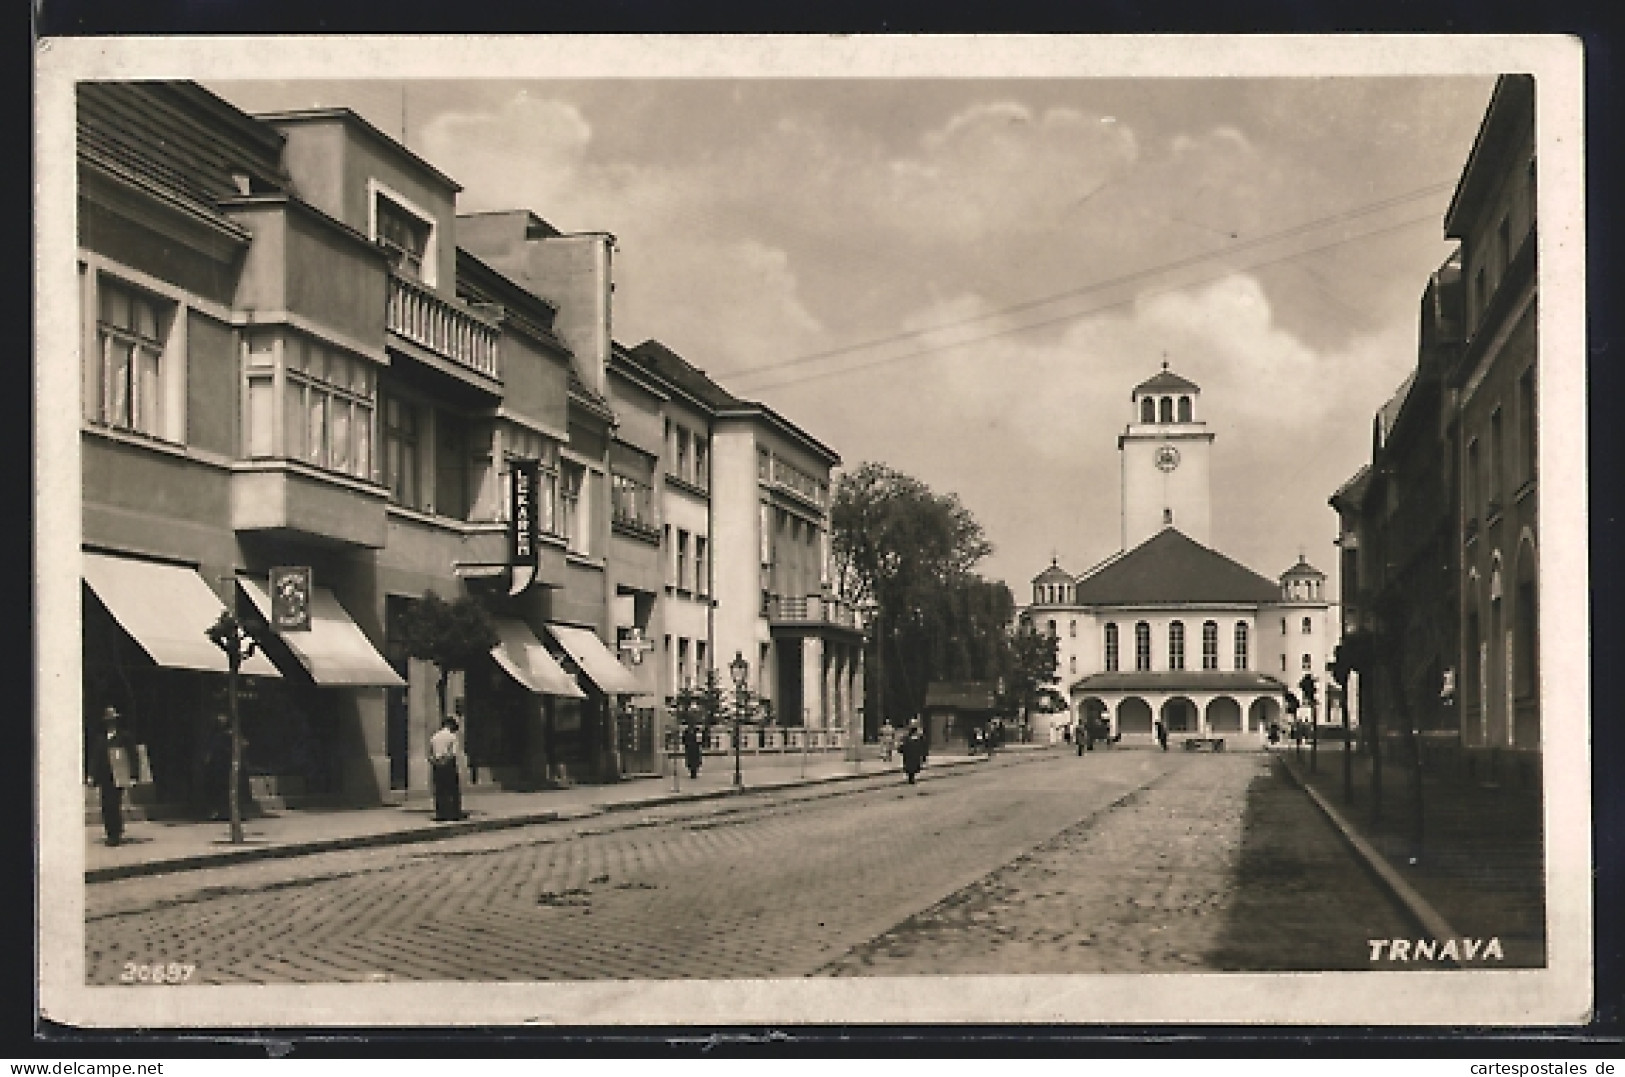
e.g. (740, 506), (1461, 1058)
(1154, 445), (1181, 472)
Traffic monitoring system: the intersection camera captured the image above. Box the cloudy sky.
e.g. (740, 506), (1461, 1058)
(212, 75), (1496, 597)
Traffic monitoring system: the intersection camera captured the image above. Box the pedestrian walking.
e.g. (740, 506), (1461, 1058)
(879, 719), (897, 762)
(200, 712), (234, 821)
(681, 722), (704, 780)
(1154, 718), (1169, 751)
(899, 719), (927, 784)
(89, 706), (136, 846)
(1061, 723), (1072, 745)
(428, 716), (464, 822)
(1083, 715), (1097, 753)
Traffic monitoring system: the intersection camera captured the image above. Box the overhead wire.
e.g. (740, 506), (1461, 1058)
(719, 179), (1456, 388)
(740, 210), (1443, 393)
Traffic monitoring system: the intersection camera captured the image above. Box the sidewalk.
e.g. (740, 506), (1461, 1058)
(86, 743), (1057, 882)
(1276, 742), (1546, 966)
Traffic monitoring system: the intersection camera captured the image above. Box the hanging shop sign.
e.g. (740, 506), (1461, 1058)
(269, 566), (313, 631)
(509, 458), (540, 596)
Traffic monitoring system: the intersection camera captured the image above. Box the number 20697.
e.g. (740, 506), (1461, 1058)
(119, 962), (195, 984)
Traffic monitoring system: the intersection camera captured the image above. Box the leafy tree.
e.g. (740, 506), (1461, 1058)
(667, 667), (728, 729)
(1004, 624), (1061, 725)
(397, 591), (500, 719)
(831, 462), (1004, 729)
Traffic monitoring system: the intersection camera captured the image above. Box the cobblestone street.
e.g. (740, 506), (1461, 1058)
(87, 750), (1411, 984)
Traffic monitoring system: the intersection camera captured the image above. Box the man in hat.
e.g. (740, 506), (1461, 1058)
(899, 718), (927, 785)
(89, 706), (136, 845)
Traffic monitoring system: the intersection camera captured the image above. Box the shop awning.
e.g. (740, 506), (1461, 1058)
(83, 552), (281, 677)
(545, 623), (642, 695)
(239, 578), (404, 687)
(491, 618), (585, 698)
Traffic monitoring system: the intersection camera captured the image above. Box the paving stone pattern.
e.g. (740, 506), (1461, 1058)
(85, 751), (1407, 984)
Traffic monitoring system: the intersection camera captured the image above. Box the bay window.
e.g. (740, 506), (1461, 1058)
(93, 278), (170, 438)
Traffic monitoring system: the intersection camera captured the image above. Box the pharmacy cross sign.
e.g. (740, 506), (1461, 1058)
(619, 627), (655, 666)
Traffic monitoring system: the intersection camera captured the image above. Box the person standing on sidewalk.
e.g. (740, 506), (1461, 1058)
(681, 722), (704, 780)
(1154, 718), (1169, 751)
(200, 712), (234, 821)
(428, 716), (464, 822)
(899, 719), (927, 784)
(89, 706), (136, 846)
(879, 719), (897, 762)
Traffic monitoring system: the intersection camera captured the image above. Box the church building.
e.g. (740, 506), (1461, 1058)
(1019, 365), (1332, 747)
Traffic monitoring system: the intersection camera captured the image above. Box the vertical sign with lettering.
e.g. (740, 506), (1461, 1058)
(510, 459), (540, 569)
(269, 566), (313, 631)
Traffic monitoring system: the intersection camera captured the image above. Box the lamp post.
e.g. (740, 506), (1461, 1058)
(728, 650), (750, 789)
(205, 608), (257, 845)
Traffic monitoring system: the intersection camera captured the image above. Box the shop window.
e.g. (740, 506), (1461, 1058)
(93, 278), (172, 439)
(1104, 623), (1119, 672)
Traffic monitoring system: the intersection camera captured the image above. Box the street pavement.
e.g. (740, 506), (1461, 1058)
(85, 748), (1413, 984)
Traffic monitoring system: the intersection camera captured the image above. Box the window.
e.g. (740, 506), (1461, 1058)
(677, 638), (690, 689)
(695, 536), (709, 597)
(1466, 438), (1481, 525)
(675, 427), (690, 483)
(1474, 266), (1487, 323)
(1489, 408), (1504, 509)
(1047, 619), (1057, 638)
(1069, 619), (1077, 638)
(1281, 617), (1287, 635)
(1159, 397), (1173, 423)
(94, 279), (169, 438)
(1140, 397), (1155, 423)
(1515, 569), (1537, 699)
(502, 428), (558, 536)
(1301, 616), (1313, 635)
(676, 530), (690, 593)
(434, 414), (468, 519)
(693, 436), (709, 491)
(1134, 622), (1151, 672)
(375, 193), (432, 281)
(1301, 653), (1313, 671)
(560, 460), (586, 552)
(1234, 622), (1249, 670)
(1201, 621), (1219, 670)
(757, 447), (771, 482)
(696, 641), (708, 680)
(1178, 396), (1192, 422)
(1069, 656), (1077, 675)
(382, 395), (421, 508)
(1168, 622), (1185, 671)
(663, 525), (674, 587)
(1465, 610), (1482, 719)
(1496, 216), (1511, 282)
(1280, 654), (1287, 672)
(1104, 623), (1119, 672)
(1519, 368), (1536, 487)
(611, 472), (656, 534)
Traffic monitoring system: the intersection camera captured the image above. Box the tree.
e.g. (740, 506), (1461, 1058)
(397, 591), (500, 719)
(667, 667), (728, 730)
(1004, 624), (1061, 728)
(831, 463), (1000, 730)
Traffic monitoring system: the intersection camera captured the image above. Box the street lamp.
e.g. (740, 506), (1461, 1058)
(728, 650), (750, 789)
(205, 608), (258, 845)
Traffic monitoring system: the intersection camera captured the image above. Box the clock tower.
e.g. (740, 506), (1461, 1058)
(1118, 363), (1214, 549)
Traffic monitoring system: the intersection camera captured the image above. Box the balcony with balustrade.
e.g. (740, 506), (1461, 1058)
(385, 271), (502, 392)
(765, 593), (862, 636)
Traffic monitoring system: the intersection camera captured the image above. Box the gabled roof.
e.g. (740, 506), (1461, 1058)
(922, 682), (999, 711)
(1070, 529), (1279, 606)
(1132, 367), (1200, 395)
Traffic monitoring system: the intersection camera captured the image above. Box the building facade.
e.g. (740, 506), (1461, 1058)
(1019, 366), (1329, 747)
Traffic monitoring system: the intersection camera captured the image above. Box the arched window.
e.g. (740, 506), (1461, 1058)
(1178, 396), (1192, 422)
(1104, 623), (1120, 672)
(1168, 621), (1186, 670)
(1301, 616), (1313, 634)
(1159, 396), (1173, 423)
(1233, 622), (1249, 670)
(1141, 397), (1156, 423)
(1201, 621), (1219, 669)
(1134, 622), (1151, 671)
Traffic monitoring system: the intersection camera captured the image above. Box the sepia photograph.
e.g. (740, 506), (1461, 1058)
(34, 35), (1590, 1028)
